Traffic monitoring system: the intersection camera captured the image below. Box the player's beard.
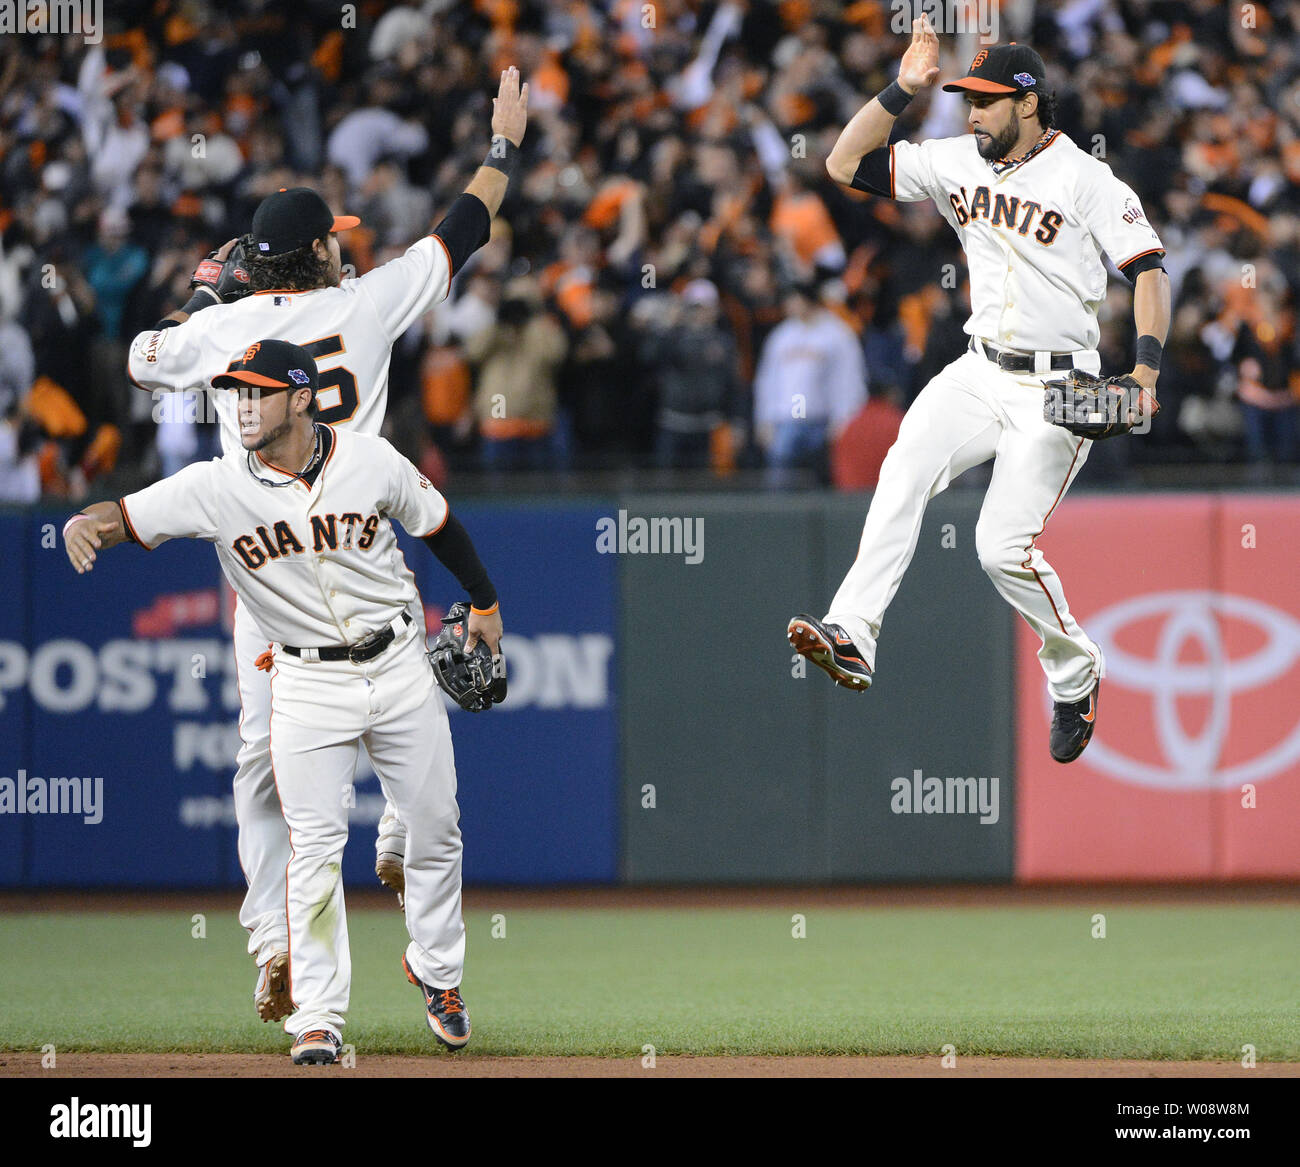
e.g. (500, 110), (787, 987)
(975, 118), (1021, 161)
(244, 409), (294, 452)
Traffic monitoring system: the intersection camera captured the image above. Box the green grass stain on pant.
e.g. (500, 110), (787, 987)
(307, 863), (341, 946)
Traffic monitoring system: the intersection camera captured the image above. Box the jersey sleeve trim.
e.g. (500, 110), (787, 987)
(428, 232), (455, 290)
(417, 506), (450, 539)
(118, 498), (152, 550)
(1117, 247), (1166, 277)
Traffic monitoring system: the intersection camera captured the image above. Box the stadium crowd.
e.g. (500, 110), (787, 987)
(0, 0), (1296, 501)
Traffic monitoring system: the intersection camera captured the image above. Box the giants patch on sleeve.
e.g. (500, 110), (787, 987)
(1121, 198), (1148, 227)
(133, 330), (168, 364)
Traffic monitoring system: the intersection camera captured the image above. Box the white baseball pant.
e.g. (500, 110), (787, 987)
(825, 346), (1104, 703)
(268, 625), (466, 1040)
(232, 599), (407, 967)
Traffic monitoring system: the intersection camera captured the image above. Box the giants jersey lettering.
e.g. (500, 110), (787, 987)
(118, 429), (449, 646)
(127, 236), (453, 451)
(887, 131), (1163, 352)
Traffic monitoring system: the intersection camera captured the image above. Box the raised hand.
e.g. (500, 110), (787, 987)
(491, 66), (529, 147)
(899, 13), (941, 94)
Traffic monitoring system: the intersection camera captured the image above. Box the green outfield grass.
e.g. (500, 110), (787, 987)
(1, 904), (1296, 1060)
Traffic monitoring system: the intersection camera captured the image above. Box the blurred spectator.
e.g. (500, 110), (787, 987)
(360, 159), (434, 248)
(82, 207), (148, 342)
(0, 311), (38, 502)
(754, 284), (867, 483)
(639, 279), (743, 471)
(326, 75), (429, 191)
(1234, 304), (1299, 469)
(466, 287), (568, 472)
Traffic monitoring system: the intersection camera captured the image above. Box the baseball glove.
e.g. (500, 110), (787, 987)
(428, 601), (507, 713)
(190, 236), (253, 304)
(1042, 370), (1159, 440)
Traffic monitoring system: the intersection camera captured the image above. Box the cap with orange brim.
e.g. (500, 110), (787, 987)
(211, 338), (319, 395)
(249, 186), (361, 257)
(942, 43), (1046, 97)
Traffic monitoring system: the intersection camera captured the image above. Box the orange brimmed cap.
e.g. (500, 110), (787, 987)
(250, 187), (360, 257)
(211, 338), (319, 395)
(942, 43), (1046, 96)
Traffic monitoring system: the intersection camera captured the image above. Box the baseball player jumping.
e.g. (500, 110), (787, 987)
(124, 69), (528, 1019)
(789, 17), (1169, 763)
(66, 339), (499, 1063)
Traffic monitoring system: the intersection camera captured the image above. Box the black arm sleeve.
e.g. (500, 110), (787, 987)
(1118, 251), (1166, 284)
(850, 147), (893, 197)
(422, 510), (498, 611)
(430, 194), (492, 278)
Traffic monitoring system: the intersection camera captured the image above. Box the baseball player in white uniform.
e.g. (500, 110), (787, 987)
(65, 338), (502, 1063)
(122, 69), (529, 1020)
(788, 19), (1170, 763)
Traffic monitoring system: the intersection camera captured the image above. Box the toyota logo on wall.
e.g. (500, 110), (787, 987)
(1079, 591), (1300, 790)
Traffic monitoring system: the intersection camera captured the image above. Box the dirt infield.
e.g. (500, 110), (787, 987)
(2, 1052), (1293, 1078)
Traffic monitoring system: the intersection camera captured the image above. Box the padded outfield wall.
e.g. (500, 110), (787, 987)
(1, 492), (1297, 886)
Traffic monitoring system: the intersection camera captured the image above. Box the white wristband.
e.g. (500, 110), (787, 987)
(62, 513), (92, 540)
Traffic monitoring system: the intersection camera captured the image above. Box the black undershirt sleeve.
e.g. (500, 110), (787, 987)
(1118, 251), (1166, 283)
(422, 510), (498, 612)
(850, 148), (893, 197)
(430, 194), (492, 278)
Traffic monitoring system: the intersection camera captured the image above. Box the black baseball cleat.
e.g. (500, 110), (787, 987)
(403, 955), (471, 1050)
(290, 1028), (341, 1065)
(787, 614), (873, 691)
(1050, 681), (1099, 763)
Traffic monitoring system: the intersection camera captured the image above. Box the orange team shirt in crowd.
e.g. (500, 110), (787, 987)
(770, 190), (841, 267)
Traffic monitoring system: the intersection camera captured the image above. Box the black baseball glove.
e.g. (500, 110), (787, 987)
(190, 236), (253, 305)
(428, 601), (507, 713)
(1042, 369), (1160, 440)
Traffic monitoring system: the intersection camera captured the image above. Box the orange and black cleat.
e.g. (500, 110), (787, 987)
(1049, 680), (1099, 763)
(403, 955), (471, 1050)
(291, 1028), (341, 1065)
(787, 614), (873, 691)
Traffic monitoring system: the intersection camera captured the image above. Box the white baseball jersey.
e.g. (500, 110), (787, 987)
(118, 427), (449, 647)
(127, 236), (454, 450)
(882, 130), (1163, 352)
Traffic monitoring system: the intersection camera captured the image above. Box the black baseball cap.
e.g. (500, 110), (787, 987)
(211, 338), (319, 396)
(250, 187), (361, 257)
(942, 44), (1046, 96)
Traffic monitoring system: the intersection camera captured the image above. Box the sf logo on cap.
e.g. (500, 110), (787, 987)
(971, 49), (988, 69)
(242, 342), (261, 364)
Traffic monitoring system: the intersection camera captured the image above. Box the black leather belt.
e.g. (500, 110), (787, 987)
(282, 612), (413, 663)
(971, 338), (1075, 373)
